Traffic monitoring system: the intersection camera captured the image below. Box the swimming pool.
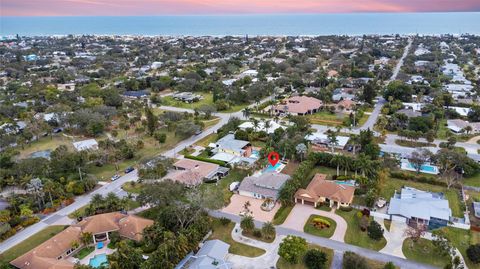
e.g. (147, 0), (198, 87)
(264, 162), (283, 173)
(250, 150), (260, 159)
(407, 163), (437, 173)
(89, 254), (108, 268)
(335, 180), (356, 187)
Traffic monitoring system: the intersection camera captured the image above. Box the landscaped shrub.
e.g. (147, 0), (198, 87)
(467, 244), (480, 264)
(343, 251), (368, 269)
(339, 206), (353, 212)
(304, 248), (328, 269)
(312, 217), (331, 229)
(367, 220), (384, 241)
(383, 262), (396, 269)
(253, 229), (262, 238)
(20, 216), (40, 227)
(219, 217), (231, 226)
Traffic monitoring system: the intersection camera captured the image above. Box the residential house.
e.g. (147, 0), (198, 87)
(237, 172), (290, 200)
(210, 134), (252, 157)
(172, 92), (203, 103)
(73, 139), (98, 151)
(335, 99), (356, 112)
(168, 159), (229, 186)
(273, 96), (322, 116)
(447, 119), (480, 134)
(397, 109), (422, 118)
(294, 174), (355, 208)
(332, 88), (357, 102)
(175, 240), (231, 269)
(122, 90), (149, 99)
(10, 212), (153, 269)
(305, 132), (350, 150)
(238, 120), (284, 134)
(387, 187), (452, 229)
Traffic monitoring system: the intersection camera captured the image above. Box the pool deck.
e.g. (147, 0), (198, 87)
(400, 161), (439, 175)
(67, 244), (116, 266)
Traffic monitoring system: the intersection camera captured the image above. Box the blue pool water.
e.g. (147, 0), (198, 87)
(250, 150), (260, 159)
(407, 163), (436, 173)
(89, 254), (108, 268)
(264, 163), (282, 173)
(335, 181), (356, 187)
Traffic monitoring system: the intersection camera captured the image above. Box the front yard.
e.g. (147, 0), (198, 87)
(276, 244), (334, 269)
(199, 169), (249, 208)
(335, 209), (387, 251)
(439, 227), (480, 269)
(303, 215), (337, 238)
(402, 238), (450, 268)
(0, 225), (67, 262)
(209, 218), (266, 257)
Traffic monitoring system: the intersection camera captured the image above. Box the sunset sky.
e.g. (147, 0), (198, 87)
(3, 0), (480, 16)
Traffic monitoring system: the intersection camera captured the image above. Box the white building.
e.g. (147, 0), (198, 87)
(73, 139), (98, 151)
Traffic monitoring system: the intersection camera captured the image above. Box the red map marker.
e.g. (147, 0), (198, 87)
(268, 151), (280, 167)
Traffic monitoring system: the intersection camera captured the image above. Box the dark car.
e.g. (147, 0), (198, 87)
(124, 167), (134, 174)
(53, 128), (63, 133)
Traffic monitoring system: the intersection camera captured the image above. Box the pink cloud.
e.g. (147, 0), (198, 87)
(2, 0), (479, 16)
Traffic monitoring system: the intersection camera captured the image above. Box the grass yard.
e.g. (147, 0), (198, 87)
(0, 225), (67, 262)
(307, 166), (341, 180)
(304, 215), (337, 238)
(439, 227), (480, 269)
(242, 230), (275, 243)
(464, 173), (480, 187)
(394, 139), (435, 148)
(272, 205), (294, 225)
(68, 205), (88, 218)
(335, 209), (387, 251)
(74, 246), (95, 259)
(194, 133), (218, 147)
(162, 92), (214, 110)
(379, 177), (464, 218)
(281, 161), (300, 176)
(209, 218), (265, 257)
(402, 238), (450, 268)
(202, 118), (221, 129)
(276, 244), (334, 269)
(17, 135), (75, 159)
(199, 169), (250, 208)
(307, 111), (345, 126)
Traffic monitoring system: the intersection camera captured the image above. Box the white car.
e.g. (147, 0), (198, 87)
(111, 174), (121, 181)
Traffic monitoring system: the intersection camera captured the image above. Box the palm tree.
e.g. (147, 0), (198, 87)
(242, 107), (251, 119)
(43, 179), (57, 207)
(252, 118), (260, 132)
(342, 156), (352, 176)
(240, 215), (255, 233)
(261, 222), (276, 240)
(330, 154), (343, 176)
(296, 143), (307, 162)
(349, 134), (359, 154)
(264, 120), (271, 133)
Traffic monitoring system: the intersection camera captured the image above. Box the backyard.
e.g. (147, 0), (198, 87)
(335, 209), (387, 251)
(16, 134), (76, 159)
(0, 225), (67, 262)
(162, 92), (247, 113)
(307, 111), (345, 126)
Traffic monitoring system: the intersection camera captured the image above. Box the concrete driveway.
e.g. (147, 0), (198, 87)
(281, 204), (347, 242)
(221, 194), (280, 222)
(376, 217), (408, 258)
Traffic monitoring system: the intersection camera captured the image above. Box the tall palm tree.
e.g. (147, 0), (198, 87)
(252, 118), (260, 132)
(330, 154), (343, 176)
(242, 107), (251, 119)
(264, 120), (271, 133)
(349, 134), (359, 154)
(342, 156), (352, 176)
(262, 222), (276, 240)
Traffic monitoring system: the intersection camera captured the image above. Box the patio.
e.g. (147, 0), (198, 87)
(221, 194), (280, 222)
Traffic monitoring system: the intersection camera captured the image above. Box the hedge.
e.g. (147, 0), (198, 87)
(390, 171), (449, 187)
(184, 155), (228, 167)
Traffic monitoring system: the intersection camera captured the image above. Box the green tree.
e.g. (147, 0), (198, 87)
(261, 222), (276, 240)
(145, 106), (157, 136)
(367, 220), (384, 241)
(343, 251), (368, 269)
(240, 215), (255, 233)
(467, 244), (480, 264)
(108, 240), (143, 269)
(278, 235), (308, 264)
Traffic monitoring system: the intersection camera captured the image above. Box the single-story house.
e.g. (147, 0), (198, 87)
(447, 119), (480, 133)
(445, 106), (472, 117)
(175, 240), (231, 269)
(0, 121), (26, 135)
(210, 134), (252, 157)
(168, 159), (229, 186)
(238, 172), (290, 201)
(210, 152), (257, 167)
(73, 139), (98, 151)
(273, 96), (322, 116)
(305, 132), (350, 149)
(335, 99), (356, 112)
(332, 88), (357, 102)
(11, 212), (153, 269)
(387, 187), (452, 229)
(122, 90), (149, 99)
(172, 92), (203, 103)
(238, 120), (285, 134)
(294, 174), (355, 208)
(397, 109), (422, 118)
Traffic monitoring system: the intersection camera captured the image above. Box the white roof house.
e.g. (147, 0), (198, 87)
(73, 139), (98, 151)
(445, 106), (472, 117)
(447, 119), (480, 133)
(388, 187), (451, 223)
(238, 120), (284, 134)
(305, 132), (350, 148)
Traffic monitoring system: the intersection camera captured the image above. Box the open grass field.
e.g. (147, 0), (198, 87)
(402, 238), (450, 268)
(194, 133), (218, 147)
(335, 209), (387, 251)
(209, 218), (265, 257)
(16, 135), (75, 159)
(379, 177), (464, 218)
(0, 225), (67, 262)
(307, 111), (345, 126)
(276, 244), (334, 269)
(440, 227), (480, 269)
(162, 92), (247, 113)
(304, 215), (337, 238)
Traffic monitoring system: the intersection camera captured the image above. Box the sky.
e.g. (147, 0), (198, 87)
(2, 0), (480, 16)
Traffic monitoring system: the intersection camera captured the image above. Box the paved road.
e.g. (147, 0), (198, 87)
(210, 211), (437, 269)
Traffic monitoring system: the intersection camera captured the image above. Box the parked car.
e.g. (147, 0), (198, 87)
(111, 174), (121, 181)
(194, 129), (202, 135)
(124, 167), (134, 174)
(52, 128), (63, 133)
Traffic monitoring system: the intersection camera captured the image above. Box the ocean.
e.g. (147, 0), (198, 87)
(1, 12), (480, 36)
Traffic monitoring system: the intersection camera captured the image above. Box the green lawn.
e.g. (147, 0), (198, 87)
(17, 135), (75, 159)
(199, 169), (250, 208)
(335, 209), (387, 251)
(74, 246), (95, 259)
(202, 118), (221, 129)
(307, 166), (340, 180)
(194, 133), (218, 147)
(122, 182), (144, 194)
(464, 173), (480, 187)
(272, 205), (294, 225)
(209, 218), (265, 257)
(0, 226), (67, 262)
(276, 244), (334, 269)
(307, 111), (344, 126)
(402, 238), (450, 268)
(162, 92), (214, 110)
(380, 177), (464, 218)
(439, 227), (480, 269)
(304, 215), (337, 238)
(394, 139), (435, 148)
